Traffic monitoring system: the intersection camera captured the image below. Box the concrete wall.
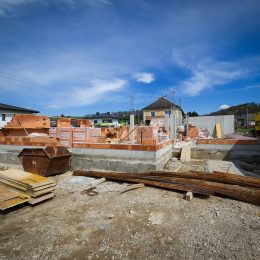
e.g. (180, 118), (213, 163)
(191, 144), (260, 163)
(0, 143), (173, 173)
(188, 115), (234, 137)
(71, 143), (173, 173)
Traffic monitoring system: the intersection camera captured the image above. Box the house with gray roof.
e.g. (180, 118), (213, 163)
(0, 103), (39, 128)
(85, 112), (120, 127)
(142, 97), (184, 126)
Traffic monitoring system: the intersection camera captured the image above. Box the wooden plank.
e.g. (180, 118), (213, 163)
(28, 183), (56, 192)
(28, 192), (55, 205)
(185, 191), (193, 201)
(73, 171), (215, 196)
(0, 169), (55, 188)
(0, 184), (28, 210)
(73, 170), (260, 206)
(147, 171), (260, 189)
(0, 178), (28, 191)
(89, 178), (106, 188)
(0, 196), (28, 210)
(0, 184), (26, 202)
(28, 187), (56, 197)
(117, 183), (145, 194)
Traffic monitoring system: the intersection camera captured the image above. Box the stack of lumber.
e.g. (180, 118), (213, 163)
(73, 170), (260, 206)
(0, 169), (56, 210)
(0, 184), (28, 210)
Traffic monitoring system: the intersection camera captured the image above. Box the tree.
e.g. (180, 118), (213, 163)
(187, 111), (198, 117)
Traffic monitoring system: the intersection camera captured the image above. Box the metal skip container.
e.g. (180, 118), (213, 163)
(18, 146), (71, 176)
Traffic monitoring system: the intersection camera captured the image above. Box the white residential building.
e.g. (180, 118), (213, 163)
(0, 103), (39, 128)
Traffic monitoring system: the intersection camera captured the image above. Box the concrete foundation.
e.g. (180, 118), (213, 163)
(1, 142), (258, 173)
(0, 144), (173, 173)
(192, 144), (260, 163)
(71, 144), (173, 173)
(173, 144), (260, 163)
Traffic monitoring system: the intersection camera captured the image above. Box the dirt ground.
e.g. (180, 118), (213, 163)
(1, 160), (260, 260)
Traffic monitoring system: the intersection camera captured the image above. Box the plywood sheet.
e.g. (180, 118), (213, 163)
(0, 184), (28, 210)
(0, 169), (55, 188)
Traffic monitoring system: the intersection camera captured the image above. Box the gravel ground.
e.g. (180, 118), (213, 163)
(0, 162), (260, 260)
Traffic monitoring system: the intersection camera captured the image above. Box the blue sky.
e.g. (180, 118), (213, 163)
(0, 0), (260, 116)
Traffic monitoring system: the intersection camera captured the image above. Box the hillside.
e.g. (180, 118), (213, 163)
(208, 102), (260, 116)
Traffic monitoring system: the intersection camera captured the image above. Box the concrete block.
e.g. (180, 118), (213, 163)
(185, 191), (193, 201)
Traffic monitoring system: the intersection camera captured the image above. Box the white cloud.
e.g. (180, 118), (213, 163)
(172, 53), (249, 96)
(0, 0), (37, 16)
(0, 0), (111, 16)
(132, 72), (155, 84)
(48, 78), (127, 109)
(219, 104), (230, 110)
(244, 84), (260, 90)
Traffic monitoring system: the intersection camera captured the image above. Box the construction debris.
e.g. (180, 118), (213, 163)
(180, 146), (191, 161)
(0, 169), (56, 210)
(80, 177), (106, 196)
(185, 191), (193, 201)
(89, 177), (106, 188)
(117, 183), (145, 194)
(81, 187), (99, 196)
(73, 170), (260, 206)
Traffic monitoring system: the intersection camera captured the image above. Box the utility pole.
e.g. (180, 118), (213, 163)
(246, 107), (248, 126)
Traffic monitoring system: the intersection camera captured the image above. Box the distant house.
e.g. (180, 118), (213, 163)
(143, 97), (184, 126)
(0, 103), (39, 128)
(85, 112), (120, 127)
(235, 113), (256, 126)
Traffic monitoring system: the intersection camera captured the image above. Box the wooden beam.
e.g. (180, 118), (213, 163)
(73, 170), (260, 206)
(185, 191), (193, 201)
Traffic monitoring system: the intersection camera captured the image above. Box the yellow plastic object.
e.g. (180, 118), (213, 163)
(216, 123), (222, 138)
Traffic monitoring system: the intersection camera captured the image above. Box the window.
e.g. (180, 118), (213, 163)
(165, 110), (171, 115)
(150, 111), (155, 116)
(2, 114), (6, 121)
(102, 119), (112, 123)
(94, 120), (98, 124)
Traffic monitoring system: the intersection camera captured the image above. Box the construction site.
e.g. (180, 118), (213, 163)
(0, 99), (260, 260)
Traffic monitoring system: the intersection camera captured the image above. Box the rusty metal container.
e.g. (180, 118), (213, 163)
(18, 146), (71, 176)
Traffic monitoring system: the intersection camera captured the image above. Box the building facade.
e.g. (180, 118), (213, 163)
(85, 112), (120, 127)
(0, 103), (39, 128)
(143, 97), (184, 127)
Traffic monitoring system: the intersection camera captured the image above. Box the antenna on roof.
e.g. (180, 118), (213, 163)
(168, 90), (176, 104)
(179, 98), (182, 107)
